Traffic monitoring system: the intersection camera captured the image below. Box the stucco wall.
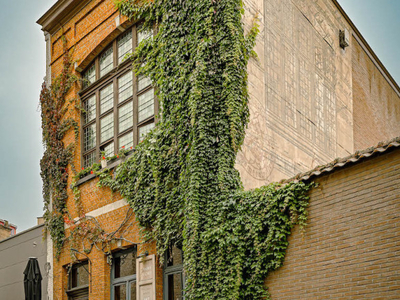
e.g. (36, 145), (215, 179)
(265, 148), (400, 299)
(238, 0), (354, 189)
(0, 225), (47, 300)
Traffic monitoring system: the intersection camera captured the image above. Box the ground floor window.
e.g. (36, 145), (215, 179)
(111, 247), (137, 300)
(164, 247), (184, 300)
(66, 261), (89, 300)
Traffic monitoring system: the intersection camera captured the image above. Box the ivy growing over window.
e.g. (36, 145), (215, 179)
(97, 0), (314, 299)
(40, 0), (313, 298)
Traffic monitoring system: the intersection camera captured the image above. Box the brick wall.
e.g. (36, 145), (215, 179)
(0, 225), (11, 241)
(42, 0), (400, 299)
(46, 1), (161, 299)
(265, 148), (400, 299)
(352, 36), (400, 151)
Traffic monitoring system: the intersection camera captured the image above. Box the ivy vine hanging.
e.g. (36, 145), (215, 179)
(40, 1), (314, 298)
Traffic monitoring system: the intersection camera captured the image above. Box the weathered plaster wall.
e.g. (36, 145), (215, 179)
(238, 0), (354, 189)
(352, 36), (400, 150)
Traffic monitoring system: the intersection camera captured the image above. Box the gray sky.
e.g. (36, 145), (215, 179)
(0, 0), (399, 232)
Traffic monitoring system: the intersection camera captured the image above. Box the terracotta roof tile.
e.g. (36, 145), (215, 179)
(281, 136), (400, 183)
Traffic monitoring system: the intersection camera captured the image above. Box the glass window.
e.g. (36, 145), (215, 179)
(84, 123), (96, 152)
(119, 133), (133, 150)
(100, 114), (114, 143)
(139, 122), (155, 142)
(119, 102), (133, 133)
(84, 95), (96, 124)
(138, 89), (154, 123)
(164, 247), (184, 300)
(111, 248), (137, 300)
(137, 27), (153, 45)
(80, 26), (157, 170)
(100, 83), (114, 114)
(67, 262), (89, 300)
(100, 46), (114, 77)
(70, 263), (89, 288)
(118, 30), (133, 64)
(118, 72), (133, 103)
(101, 142), (114, 158)
(138, 74), (151, 92)
(83, 64), (96, 88)
(83, 151), (96, 169)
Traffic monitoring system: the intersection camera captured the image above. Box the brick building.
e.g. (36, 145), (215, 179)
(266, 137), (400, 299)
(0, 219), (17, 241)
(37, 0), (400, 299)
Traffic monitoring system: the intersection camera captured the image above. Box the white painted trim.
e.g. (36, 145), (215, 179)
(46, 231), (53, 300)
(69, 199), (129, 225)
(85, 199), (129, 218)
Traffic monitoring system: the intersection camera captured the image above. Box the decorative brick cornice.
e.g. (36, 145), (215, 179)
(37, 0), (92, 34)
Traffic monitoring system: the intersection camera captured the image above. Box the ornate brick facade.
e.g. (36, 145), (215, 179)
(37, 0), (400, 299)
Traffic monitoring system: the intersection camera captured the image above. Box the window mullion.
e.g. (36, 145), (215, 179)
(132, 73), (138, 147)
(132, 25), (138, 147)
(113, 40), (117, 69)
(113, 77), (118, 155)
(95, 89), (100, 161)
(95, 57), (100, 82)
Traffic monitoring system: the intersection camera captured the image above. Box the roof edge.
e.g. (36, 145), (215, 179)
(282, 136), (400, 184)
(331, 0), (400, 94)
(37, 0), (92, 34)
(0, 224), (45, 244)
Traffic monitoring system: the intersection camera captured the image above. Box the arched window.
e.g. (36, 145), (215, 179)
(80, 25), (157, 168)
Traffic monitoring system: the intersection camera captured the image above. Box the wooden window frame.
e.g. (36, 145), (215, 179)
(79, 25), (159, 169)
(66, 261), (90, 300)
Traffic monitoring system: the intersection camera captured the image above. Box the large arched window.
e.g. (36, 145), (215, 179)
(80, 25), (157, 168)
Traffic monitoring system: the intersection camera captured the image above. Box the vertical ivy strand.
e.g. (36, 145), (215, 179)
(104, 0), (314, 299)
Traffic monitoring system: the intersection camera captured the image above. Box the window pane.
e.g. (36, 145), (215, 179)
(84, 95), (96, 124)
(118, 30), (132, 64)
(71, 263), (89, 289)
(139, 122), (154, 142)
(83, 64), (96, 88)
(119, 133), (133, 150)
(84, 123), (96, 152)
(114, 252), (136, 279)
(137, 27), (153, 44)
(118, 72), (133, 103)
(138, 89), (154, 123)
(167, 273), (183, 300)
(100, 47), (113, 77)
(83, 151), (96, 168)
(119, 102), (133, 133)
(138, 74), (151, 92)
(100, 114), (114, 143)
(100, 83), (114, 114)
(114, 284), (127, 300)
(100, 142), (114, 158)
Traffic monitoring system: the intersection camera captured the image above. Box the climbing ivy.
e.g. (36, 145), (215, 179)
(39, 0), (313, 297)
(39, 37), (79, 257)
(97, 0), (314, 299)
